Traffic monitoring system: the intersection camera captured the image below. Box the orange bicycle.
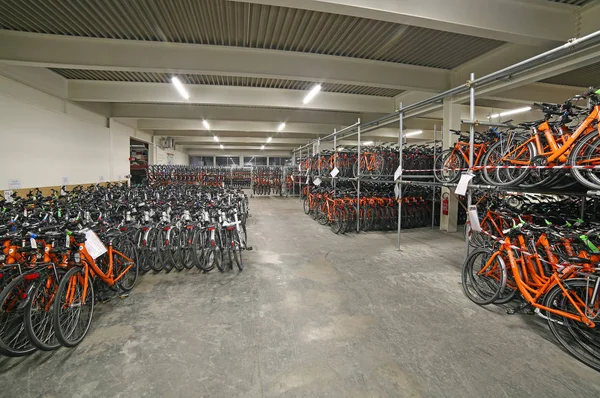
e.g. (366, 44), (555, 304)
(52, 230), (137, 347)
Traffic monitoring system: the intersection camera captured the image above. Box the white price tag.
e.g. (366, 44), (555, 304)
(298, 164), (301, 171)
(66, 234), (70, 248)
(306, 177), (309, 184)
(84, 230), (107, 260)
(330, 167), (339, 178)
(313, 178), (322, 186)
(394, 166), (402, 181)
(394, 184), (400, 199)
(8, 179), (21, 189)
(30, 238), (37, 249)
(454, 172), (474, 196)
(305, 168), (310, 176)
(3, 190), (13, 203)
(468, 205), (481, 232)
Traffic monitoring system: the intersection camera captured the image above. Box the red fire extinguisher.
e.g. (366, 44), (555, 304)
(442, 192), (449, 216)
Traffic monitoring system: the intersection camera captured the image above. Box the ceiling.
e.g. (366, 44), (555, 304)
(0, 0), (598, 156)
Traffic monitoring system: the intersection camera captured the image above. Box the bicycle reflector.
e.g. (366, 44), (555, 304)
(23, 272), (40, 281)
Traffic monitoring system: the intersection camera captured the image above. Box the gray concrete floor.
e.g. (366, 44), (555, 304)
(2, 196), (600, 397)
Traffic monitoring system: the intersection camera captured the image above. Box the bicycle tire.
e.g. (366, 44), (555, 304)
(231, 229), (243, 271)
(544, 278), (600, 372)
(148, 228), (164, 273)
(52, 266), (95, 348)
(114, 238), (138, 292)
(0, 273), (37, 356)
(24, 267), (67, 351)
(569, 132), (600, 190)
(461, 249), (506, 305)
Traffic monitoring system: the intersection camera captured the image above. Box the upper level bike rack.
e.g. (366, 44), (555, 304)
(290, 29), (600, 251)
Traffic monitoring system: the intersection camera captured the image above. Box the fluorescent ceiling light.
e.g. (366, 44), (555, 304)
(362, 141), (374, 146)
(219, 144), (224, 149)
(170, 77), (189, 100)
(277, 122), (286, 132)
(488, 106), (532, 119)
(213, 136), (219, 142)
(202, 120), (210, 129)
(260, 145), (265, 150)
(405, 130), (423, 137)
(303, 84), (322, 104)
(267, 137), (272, 143)
(337, 147), (344, 151)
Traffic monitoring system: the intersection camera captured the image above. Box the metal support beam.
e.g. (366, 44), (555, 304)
(0, 30), (450, 92)
(238, 0), (575, 45)
(68, 81), (395, 113)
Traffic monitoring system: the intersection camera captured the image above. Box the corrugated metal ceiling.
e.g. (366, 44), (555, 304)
(0, 0), (504, 70)
(50, 68), (405, 97)
(542, 61), (600, 87)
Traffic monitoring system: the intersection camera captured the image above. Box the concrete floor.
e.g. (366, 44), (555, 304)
(2, 196), (600, 397)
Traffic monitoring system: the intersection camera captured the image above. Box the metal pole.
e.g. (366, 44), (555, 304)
(333, 130), (337, 196)
(432, 124), (437, 229)
(466, 73), (475, 254)
(357, 118), (361, 233)
(317, 137), (321, 177)
(396, 104), (403, 250)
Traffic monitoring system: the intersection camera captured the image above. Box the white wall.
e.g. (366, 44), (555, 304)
(154, 146), (189, 166)
(0, 76), (133, 190)
(0, 93), (115, 189)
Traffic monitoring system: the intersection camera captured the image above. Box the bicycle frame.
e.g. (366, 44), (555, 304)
(486, 238), (596, 327)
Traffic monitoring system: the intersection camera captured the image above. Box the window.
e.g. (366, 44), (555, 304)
(244, 157), (267, 166)
(269, 157), (290, 166)
(216, 156), (238, 166)
(190, 156), (213, 166)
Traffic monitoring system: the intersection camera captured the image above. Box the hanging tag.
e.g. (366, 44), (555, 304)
(66, 234), (70, 248)
(313, 178), (322, 186)
(298, 164), (301, 171)
(30, 238), (37, 249)
(394, 166), (402, 181)
(330, 167), (339, 178)
(3, 190), (13, 203)
(468, 205), (481, 232)
(394, 184), (400, 199)
(454, 172), (474, 196)
(306, 176), (309, 184)
(24, 208), (28, 217)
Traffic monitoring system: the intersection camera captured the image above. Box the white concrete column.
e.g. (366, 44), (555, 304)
(440, 97), (460, 233)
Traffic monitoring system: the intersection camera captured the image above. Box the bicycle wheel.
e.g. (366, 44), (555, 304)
(136, 229), (151, 274)
(231, 229), (243, 271)
(330, 207), (345, 234)
(486, 136), (535, 187)
(168, 226), (185, 272)
(53, 266), (95, 347)
(461, 249), (506, 305)
(181, 227), (195, 269)
(113, 239), (138, 292)
(544, 278), (600, 372)
(24, 267), (67, 351)
(303, 198), (311, 215)
(193, 229), (212, 272)
(434, 149), (464, 183)
(147, 228), (164, 273)
(213, 229), (226, 273)
(569, 132), (600, 190)
(0, 273), (37, 356)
